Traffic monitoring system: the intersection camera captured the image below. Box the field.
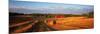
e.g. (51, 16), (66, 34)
(9, 15), (94, 33)
(47, 17), (93, 30)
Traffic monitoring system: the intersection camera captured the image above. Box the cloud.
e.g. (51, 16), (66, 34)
(15, 0), (94, 5)
(9, 2), (93, 14)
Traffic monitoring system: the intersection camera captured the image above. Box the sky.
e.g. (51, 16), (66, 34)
(9, 0), (94, 14)
(11, 0), (94, 5)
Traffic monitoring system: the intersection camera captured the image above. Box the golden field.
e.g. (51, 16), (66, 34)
(47, 17), (94, 30)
